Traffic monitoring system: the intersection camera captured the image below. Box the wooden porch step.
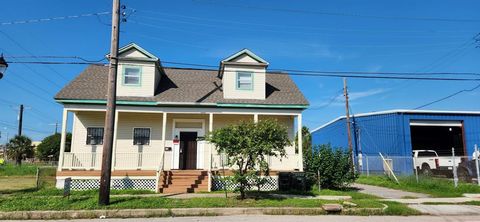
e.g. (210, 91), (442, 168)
(158, 170), (209, 193)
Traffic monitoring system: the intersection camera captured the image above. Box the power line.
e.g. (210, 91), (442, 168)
(5, 55), (107, 63)
(308, 89), (344, 110)
(7, 59), (480, 81)
(413, 83), (480, 110)
(199, 1), (480, 23)
(130, 18), (469, 39)
(136, 9), (474, 34)
(0, 11), (111, 26)
(0, 30), (69, 83)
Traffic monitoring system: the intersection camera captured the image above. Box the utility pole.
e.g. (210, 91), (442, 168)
(98, 0), (121, 206)
(343, 78), (354, 172)
(50, 122), (58, 134)
(17, 104), (24, 136)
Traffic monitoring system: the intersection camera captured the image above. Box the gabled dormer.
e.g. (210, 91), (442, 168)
(114, 43), (162, 97)
(219, 49), (269, 100)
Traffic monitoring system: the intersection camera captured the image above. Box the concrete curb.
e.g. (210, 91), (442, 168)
(0, 207), (385, 220)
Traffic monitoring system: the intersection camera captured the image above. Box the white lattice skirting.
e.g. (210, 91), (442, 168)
(212, 176), (279, 191)
(68, 178), (156, 191)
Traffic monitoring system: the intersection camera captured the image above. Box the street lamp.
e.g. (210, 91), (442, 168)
(0, 54), (8, 80)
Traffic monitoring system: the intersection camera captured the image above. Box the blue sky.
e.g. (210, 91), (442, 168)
(1, 0), (480, 142)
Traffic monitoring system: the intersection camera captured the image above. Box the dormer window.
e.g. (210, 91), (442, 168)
(236, 71), (253, 90)
(123, 66), (142, 86)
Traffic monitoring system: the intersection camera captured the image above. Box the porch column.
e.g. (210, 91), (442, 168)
(253, 113), (259, 123)
(111, 111), (119, 170)
(297, 114), (303, 171)
(208, 113), (214, 192)
(161, 112), (167, 165)
(57, 108), (68, 171)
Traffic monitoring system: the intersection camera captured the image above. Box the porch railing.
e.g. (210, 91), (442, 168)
(62, 152), (162, 170)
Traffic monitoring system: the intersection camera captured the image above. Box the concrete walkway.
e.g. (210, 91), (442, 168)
(353, 183), (430, 199)
(409, 204), (480, 216)
(385, 197), (477, 204)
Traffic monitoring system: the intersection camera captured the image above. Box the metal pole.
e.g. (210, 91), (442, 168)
(366, 155), (369, 177)
(414, 155), (419, 183)
(475, 145), (480, 186)
(452, 147), (458, 188)
(17, 104), (23, 136)
(98, 0), (120, 206)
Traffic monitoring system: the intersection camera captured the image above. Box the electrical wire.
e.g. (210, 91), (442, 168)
(198, 1), (480, 23)
(136, 9), (474, 34)
(0, 31), (68, 84)
(0, 11), (111, 26)
(413, 83), (480, 110)
(7, 60), (480, 81)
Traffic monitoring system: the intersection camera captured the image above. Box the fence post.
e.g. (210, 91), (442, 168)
(35, 167), (40, 190)
(366, 155), (369, 177)
(475, 144), (480, 186)
(414, 155), (419, 183)
(452, 147), (458, 188)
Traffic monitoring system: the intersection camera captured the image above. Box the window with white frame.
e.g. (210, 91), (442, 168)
(133, 128), (151, 145)
(86, 127), (104, 145)
(123, 66), (141, 85)
(236, 71), (253, 90)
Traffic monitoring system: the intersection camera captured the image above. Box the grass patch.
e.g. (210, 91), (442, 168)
(0, 196), (337, 212)
(382, 201), (421, 216)
(0, 164), (38, 176)
(0, 186), (419, 215)
(0, 176), (37, 193)
(357, 175), (480, 197)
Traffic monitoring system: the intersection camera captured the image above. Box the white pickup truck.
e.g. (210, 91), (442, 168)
(412, 150), (461, 175)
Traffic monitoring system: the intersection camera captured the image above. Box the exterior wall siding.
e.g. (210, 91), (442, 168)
(116, 60), (157, 97)
(222, 64), (266, 100)
(69, 111), (299, 172)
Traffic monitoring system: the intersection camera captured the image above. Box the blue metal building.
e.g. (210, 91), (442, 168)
(311, 110), (480, 174)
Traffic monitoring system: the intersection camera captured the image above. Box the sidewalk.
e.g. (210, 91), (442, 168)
(353, 183), (429, 199)
(409, 204), (480, 216)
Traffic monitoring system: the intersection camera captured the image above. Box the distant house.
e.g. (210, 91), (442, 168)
(54, 43), (308, 192)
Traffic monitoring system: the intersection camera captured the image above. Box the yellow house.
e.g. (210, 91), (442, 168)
(54, 43), (309, 193)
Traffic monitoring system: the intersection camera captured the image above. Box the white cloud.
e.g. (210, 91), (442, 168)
(349, 88), (386, 101)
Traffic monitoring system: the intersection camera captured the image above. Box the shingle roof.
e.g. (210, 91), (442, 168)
(55, 65), (309, 107)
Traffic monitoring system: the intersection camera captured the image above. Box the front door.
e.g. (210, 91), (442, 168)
(179, 132), (197, 170)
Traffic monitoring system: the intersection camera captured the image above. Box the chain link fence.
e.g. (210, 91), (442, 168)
(358, 148), (480, 186)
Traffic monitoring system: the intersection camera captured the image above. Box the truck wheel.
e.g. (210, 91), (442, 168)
(421, 164), (432, 176)
(457, 167), (472, 183)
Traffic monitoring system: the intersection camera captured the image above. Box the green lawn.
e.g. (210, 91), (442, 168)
(0, 163), (57, 194)
(357, 175), (480, 197)
(0, 185), (419, 215)
(0, 164), (418, 215)
(0, 163), (38, 176)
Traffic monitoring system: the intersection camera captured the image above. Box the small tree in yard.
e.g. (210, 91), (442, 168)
(36, 133), (72, 161)
(7, 135), (34, 165)
(304, 144), (357, 189)
(208, 119), (290, 199)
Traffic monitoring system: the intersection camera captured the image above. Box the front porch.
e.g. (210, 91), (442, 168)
(56, 105), (304, 192)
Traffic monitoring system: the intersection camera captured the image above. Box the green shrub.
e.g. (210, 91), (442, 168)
(304, 144), (357, 189)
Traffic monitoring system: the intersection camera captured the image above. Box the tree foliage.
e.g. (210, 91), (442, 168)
(304, 144), (357, 189)
(208, 119), (290, 199)
(295, 126), (312, 154)
(36, 133), (72, 161)
(6, 135), (34, 165)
